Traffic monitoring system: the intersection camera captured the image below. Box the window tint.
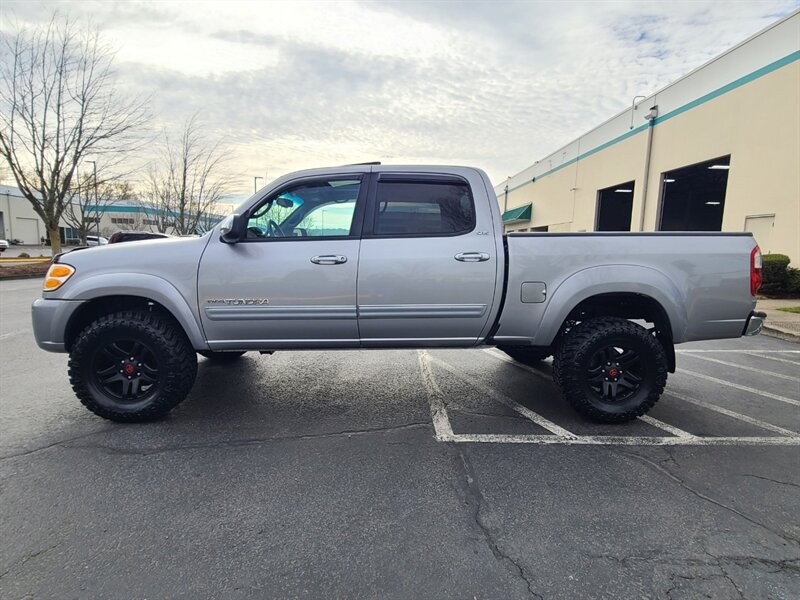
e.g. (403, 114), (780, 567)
(246, 178), (361, 239)
(373, 181), (474, 236)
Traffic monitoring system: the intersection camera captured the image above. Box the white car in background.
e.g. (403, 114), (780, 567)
(0, 239), (9, 253)
(86, 235), (108, 246)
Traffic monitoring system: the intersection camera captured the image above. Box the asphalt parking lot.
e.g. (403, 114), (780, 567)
(1, 278), (799, 599)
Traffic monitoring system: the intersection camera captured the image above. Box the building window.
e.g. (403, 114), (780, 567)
(111, 217), (135, 225)
(596, 181), (634, 231)
(658, 155), (730, 231)
(142, 219), (158, 226)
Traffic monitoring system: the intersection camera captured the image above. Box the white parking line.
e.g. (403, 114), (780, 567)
(483, 348), (699, 439)
(638, 415), (697, 439)
(742, 352), (800, 366)
(679, 369), (800, 406)
(446, 434), (800, 446)
(681, 353), (800, 382)
(665, 390), (799, 437)
(424, 353), (577, 438)
(676, 349), (800, 353)
(417, 351), (455, 441)
(418, 351), (800, 446)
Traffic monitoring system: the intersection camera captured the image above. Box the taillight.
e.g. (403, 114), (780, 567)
(750, 245), (762, 296)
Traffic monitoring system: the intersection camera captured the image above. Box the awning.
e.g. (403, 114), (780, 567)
(501, 203), (532, 223)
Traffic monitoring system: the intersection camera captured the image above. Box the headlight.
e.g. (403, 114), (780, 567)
(43, 263), (75, 291)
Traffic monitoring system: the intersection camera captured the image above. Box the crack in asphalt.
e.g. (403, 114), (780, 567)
(0, 540), (63, 580)
(0, 426), (116, 461)
(456, 447), (543, 600)
(741, 473), (800, 489)
(0, 422), (432, 461)
(620, 451), (800, 547)
(59, 422), (432, 457)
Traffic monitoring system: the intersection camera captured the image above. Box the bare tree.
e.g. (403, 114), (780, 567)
(0, 15), (148, 254)
(63, 171), (134, 244)
(145, 115), (231, 236)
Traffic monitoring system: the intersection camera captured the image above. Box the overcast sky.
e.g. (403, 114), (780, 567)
(1, 0), (797, 202)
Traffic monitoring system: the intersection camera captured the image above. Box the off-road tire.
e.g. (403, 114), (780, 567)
(68, 310), (197, 422)
(553, 316), (668, 423)
(497, 346), (551, 365)
(198, 350), (246, 362)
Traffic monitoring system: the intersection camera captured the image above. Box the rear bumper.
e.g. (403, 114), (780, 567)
(31, 298), (87, 352)
(743, 311), (766, 336)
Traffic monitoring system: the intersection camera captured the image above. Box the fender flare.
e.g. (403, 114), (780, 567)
(532, 264), (688, 346)
(60, 273), (207, 349)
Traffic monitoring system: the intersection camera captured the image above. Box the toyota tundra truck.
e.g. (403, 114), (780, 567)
(32, 164), (766, 423)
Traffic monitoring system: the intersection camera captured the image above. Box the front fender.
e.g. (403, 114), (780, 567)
(58, 273), (207, 349)
(532, 264), (688, 346)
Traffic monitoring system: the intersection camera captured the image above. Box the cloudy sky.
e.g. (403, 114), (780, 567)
(1, 0), (797, 201)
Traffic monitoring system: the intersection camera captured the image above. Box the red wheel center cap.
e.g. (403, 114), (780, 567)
(607, 368), (619, 378)
(124, 364), (136, 375)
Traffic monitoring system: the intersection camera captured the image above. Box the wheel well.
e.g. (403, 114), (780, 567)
(563, 292), (675, 372)
(64, 295), (185, 352)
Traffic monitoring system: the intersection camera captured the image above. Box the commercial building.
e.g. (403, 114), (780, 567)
(1, 184), (222, 245)
(496, 11), (799, 264)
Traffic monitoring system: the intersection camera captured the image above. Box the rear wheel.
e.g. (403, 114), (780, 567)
(68, 310), (197, 422)
(553, 317), (667, 423)
(198, 350), (246, 362)
(497, 346), (551, 366)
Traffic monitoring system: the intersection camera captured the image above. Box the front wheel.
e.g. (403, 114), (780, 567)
(553, 317), (668, 423)
(68, 310), (197, 422)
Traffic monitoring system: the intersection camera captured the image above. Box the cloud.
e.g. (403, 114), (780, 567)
(1, 0), (797, 198)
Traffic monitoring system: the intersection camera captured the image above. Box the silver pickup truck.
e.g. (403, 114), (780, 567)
(32, 164), (766, 423)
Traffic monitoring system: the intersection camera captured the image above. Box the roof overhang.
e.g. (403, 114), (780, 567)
(501, 203), (532, 223)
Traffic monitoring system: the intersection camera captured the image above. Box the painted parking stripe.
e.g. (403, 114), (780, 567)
(742, 352), (800, 366)
(425, 354), (577, 439)
(483, 348), (698, 439)
(681, 353), (800, 382)
(680, 369), (800, 406)
(676, 349), (800, 354)
(665, 390), (799, 437)
(417, 351), (455, 441)
(446, 433), (800, 446)
(638, 415), (697, 438)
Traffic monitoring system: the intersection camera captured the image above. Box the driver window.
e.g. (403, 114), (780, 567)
(246, 178), (361, 239)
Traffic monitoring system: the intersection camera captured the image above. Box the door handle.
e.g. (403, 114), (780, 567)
(454, 252), (490, 262)
(311, 255), (347, 265)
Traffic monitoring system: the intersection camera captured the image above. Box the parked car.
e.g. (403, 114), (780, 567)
(31, 164), (765, 423)
(0, 239), (8, 253)
(108, 231), (171, 244)
(86, 235), (108, 246)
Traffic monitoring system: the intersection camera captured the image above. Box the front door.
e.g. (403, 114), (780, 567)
(357, 172), (498, 346)
(198, 175), (367, 350)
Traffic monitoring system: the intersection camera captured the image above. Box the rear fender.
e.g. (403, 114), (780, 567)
(532, 265), (687, 346)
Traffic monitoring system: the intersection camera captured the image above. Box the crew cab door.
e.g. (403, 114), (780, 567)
(197, 175), (367, 350)
(357, 171), (499, 346)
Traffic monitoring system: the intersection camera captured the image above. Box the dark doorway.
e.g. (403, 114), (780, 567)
(596, 182), (634, 231)
(659, 155), (729, 231)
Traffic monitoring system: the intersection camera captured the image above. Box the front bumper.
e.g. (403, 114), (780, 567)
(743, 310), (766, 336)
(31, 298), (87, 352)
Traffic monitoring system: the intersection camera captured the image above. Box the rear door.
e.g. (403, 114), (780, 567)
(357, 171), (499, 346)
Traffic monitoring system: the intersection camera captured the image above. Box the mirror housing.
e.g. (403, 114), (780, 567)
(219, 213), (246, 244)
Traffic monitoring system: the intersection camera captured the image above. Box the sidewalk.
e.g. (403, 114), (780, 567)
(756, 298), (800, 343)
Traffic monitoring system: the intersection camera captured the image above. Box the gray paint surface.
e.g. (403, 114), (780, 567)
(32, 165), (758, 352)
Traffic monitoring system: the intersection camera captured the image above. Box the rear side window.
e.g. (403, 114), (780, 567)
(373, 181), (475, 236)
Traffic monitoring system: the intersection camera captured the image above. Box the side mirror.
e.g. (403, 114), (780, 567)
(219, 214), (246, 244)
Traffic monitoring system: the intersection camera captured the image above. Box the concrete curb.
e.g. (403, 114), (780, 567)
(0, 274), (46, 281)
(761, 326), (800, 344)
